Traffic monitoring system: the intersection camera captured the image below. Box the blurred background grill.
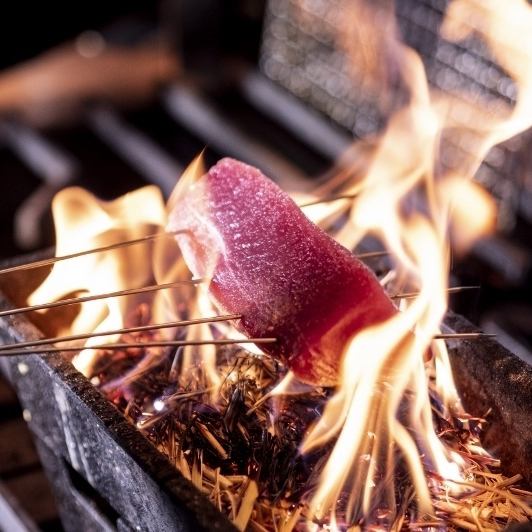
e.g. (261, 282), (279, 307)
(261, 0), (528, 230)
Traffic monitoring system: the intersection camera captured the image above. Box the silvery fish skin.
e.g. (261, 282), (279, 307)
(168, 158), (397, 386)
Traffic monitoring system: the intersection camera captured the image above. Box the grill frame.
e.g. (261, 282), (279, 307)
(446, 310), (532, 486)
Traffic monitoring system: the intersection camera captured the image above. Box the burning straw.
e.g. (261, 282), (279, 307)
(78, 302), (532, 531)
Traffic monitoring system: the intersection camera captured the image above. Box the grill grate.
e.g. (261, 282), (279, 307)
(260, 0), (529, 230)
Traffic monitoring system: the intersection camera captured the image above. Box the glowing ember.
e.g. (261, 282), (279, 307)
(167, 157), (397, 386)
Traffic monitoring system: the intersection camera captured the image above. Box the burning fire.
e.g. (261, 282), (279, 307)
(28, 185), (168, 373)
(27, 0), (532, 530)
(291, 0), (532, 525)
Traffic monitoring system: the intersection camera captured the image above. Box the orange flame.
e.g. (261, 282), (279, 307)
(28, 186), (167, 374)
(289, 0), (532, 526)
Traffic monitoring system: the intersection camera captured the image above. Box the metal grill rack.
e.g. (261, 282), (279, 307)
(260, 0), (530, 230)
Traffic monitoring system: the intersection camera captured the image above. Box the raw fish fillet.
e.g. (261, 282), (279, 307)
(168, 158), (397, 386)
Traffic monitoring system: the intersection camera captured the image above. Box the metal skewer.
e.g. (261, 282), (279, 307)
(0, 332), (496, 357)
(392, 286), (480, 300)
(432, 333), (495, 340)
(0, 230), (181, 277)
(0, 332), (493, 358)
(298, 193), (358, 208)
(356, 250), (390, 259)
(0, 279), (203, 318)
(0, 314), (241, 351)
(0, 234), (390, 277)
(0, 338), (277, 357)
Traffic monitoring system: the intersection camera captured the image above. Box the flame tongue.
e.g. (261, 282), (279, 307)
(287, 0), (532, 525)
(24, 0), (532, 526)
(167, 157), (398, 386)
(28, 185), (167, 374)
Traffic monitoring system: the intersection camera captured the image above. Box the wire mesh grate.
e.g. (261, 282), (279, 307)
(260, 0), (531, 230)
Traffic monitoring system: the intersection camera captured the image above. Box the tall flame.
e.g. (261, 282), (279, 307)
(290, 0), (532, 525)
(28, 186), (167, 374)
